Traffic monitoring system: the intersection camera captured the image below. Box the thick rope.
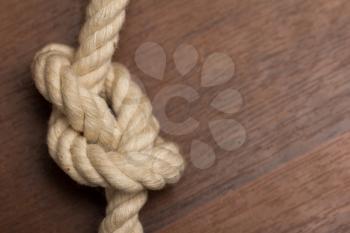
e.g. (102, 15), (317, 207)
(32, 1), (185, 232)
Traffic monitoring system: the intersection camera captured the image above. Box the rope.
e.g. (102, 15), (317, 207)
(32, 1), (185, 232)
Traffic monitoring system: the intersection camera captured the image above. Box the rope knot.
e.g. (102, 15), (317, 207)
(32, 1), (184, 232)
(32, 44), (184, 193)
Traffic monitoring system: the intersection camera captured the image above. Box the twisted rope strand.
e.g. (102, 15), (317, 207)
(32, 1), (185, 232)
(73, 0), (128, 84)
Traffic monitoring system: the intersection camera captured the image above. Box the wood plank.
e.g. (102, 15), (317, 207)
(1, 0), (350, 232)
(139, 0), (350, 230)
(158, 132), (350, 233)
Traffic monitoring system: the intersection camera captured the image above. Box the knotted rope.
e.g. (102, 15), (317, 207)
(31, 0), (185, 232)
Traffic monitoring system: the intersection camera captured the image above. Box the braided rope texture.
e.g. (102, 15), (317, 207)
(31, 0), (185, 232)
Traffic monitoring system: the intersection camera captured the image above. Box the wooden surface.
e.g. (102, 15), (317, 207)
(1, 0), (350, 232)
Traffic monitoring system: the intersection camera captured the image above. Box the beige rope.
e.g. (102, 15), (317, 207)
(32, 0), (185, 232)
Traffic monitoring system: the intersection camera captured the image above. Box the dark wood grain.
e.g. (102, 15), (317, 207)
(1, 0), (350, 233)
(157, 132), (350, 233)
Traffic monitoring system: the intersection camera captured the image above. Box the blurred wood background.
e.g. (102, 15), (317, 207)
(2, 0), (350, 232)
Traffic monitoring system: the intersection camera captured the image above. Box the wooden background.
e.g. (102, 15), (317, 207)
(2, 0), (350, 232)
